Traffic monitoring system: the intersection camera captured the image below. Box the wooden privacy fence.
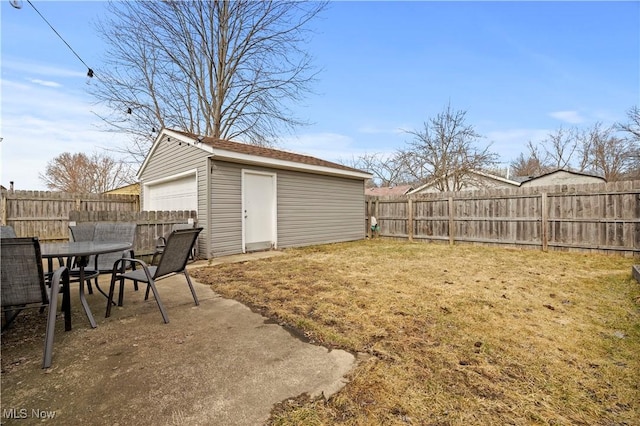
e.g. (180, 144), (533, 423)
(1, 190), (139, 242)
(69, 210), (198, 257)
(0, 190), (198, 257)
(366, 180), (640, 256)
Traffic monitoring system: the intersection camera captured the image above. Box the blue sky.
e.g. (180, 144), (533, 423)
(2, 1), (639, 190)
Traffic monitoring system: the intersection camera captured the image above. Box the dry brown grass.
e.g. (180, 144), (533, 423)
(191, 240), (640, 425)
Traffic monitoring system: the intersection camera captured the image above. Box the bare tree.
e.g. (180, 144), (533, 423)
(616, 106), (640, 177)
(404, 104), (498, 191)
(346, 152), (413, 188)
(510, 141), (550, 178)
(541, 126), (581, 170)
(39, 152), (135, 193)
(578, 122), (638, 181)
(93, 1), (326, 162)
(617, 105), (640, 141)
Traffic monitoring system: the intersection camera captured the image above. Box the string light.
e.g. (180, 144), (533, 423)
(25, 0), (94, 80)
(20, 2), (145, 120)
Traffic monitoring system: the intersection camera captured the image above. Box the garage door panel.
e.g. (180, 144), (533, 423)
(146, 175), (197, 211)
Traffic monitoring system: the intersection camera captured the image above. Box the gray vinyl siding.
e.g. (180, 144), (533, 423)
(139, 138), (210, 257)
(210, 161), (243, 257)
(142, 141), (367, 259)
(208, 160), (366, 257)
(277, 170), (366, 248)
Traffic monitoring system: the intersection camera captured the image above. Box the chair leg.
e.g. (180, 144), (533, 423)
(130, 256), (139, 291)
(118, 278), (126, 306)
(62, 280), (71, 332)
(2, 308), (23, 331)
(146, 280), (169, 324)
(105, 274), (118, 318)
(43, 276), (62, 369)
(183, 272), (200, 306)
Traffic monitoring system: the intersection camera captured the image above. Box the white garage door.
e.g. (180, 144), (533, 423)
(145, 174), (197, 211)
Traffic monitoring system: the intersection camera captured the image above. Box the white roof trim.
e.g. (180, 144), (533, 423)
(138, 128), (372, 180)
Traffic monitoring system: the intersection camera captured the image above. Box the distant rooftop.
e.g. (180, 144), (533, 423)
(365, 185), (413, 196)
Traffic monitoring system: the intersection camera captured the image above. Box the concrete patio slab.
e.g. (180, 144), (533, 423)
(1, 251), (355, 425)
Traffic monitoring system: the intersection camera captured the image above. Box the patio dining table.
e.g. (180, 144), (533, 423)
(40, 241), (132, 329)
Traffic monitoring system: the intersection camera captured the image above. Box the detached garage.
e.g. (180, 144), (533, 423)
(137, 128), (372, 259)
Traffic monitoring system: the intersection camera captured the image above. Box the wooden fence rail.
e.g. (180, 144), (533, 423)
(69, 210), (198, 257)
(1, 189), (140, 242)
(366, 180), (640, 257)
(1, 189), (198, 257)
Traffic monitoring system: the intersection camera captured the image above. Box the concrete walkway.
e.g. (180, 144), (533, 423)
(0, 251), (355, 425)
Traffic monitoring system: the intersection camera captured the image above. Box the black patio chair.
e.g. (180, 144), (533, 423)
(69, 222), (137, 296)
(1, 225), (17, 238)
(105, 228), (203, 324)
(151, 222), (196, 265)
(1, 237), (71, 369)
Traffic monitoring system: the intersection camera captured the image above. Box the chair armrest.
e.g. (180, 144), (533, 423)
(155, 236), (167, 249)
(49, 266), (70, 304)
(49, 266), (69, 286)
(111, 257), (153, 281)
(94, 249), (136, 272)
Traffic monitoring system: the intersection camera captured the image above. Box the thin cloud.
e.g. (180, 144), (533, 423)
(486, 128), (551, 161)
(2, 57), (86, 78)
(29, 78), (62, 88)
(549, 110), (585, 124)
(357, 126), (385, 134)
(357, 125), (409, 135)
(277, 132), (371, 163)
(279, 132), (354, 150)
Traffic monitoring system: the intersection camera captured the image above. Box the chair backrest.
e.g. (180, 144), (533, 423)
(93, 222), (137, 270)
(94, 222), (137, 243)
(171, 223), (195, 232)
(1, 238), (48, 308)
(155, 228), (202, 278)
(69, 223), (96, 242)
(1, 225), (17, 238)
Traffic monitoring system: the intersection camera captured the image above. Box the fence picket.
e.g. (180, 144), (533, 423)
(366, 180), (640, 256)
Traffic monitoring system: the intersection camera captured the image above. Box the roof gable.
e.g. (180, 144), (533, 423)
(408, 170), (520, 194)
(138, 128), (372, 180)
(522, 169), (606, 183)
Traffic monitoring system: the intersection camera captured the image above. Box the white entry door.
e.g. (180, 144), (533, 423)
(242, 171), (277, 252)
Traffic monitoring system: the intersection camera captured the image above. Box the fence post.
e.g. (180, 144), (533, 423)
(448, 197), (454, 246)
(367, 199), (372, 239)
(407, 198), (413, 241)
(1, 190), (7, 225)
(541, 192), (548, 252)
(374, 199), (379, 237)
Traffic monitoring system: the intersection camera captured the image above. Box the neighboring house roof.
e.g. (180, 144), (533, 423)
(365, 185), (414, 196)
(407, 170), (521, 194)
(103, 183), (140, 195)
(138, 128), (372, 180)
(519, 169), (607, 186)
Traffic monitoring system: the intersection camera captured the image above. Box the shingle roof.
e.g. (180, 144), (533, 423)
(170, 129), (364, 174)
(365, 185), (413, 196)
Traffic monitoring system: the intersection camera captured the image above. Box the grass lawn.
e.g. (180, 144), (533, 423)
(191, 240), (640, 425)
